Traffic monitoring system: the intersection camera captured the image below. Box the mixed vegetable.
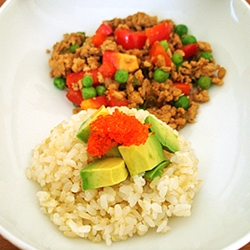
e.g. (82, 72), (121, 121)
(49, 12), (226, 130)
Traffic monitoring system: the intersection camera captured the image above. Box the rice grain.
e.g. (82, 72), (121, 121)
(26, 107), (201, 245)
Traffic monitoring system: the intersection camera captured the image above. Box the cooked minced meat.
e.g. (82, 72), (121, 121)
(48, 12), (226, 130)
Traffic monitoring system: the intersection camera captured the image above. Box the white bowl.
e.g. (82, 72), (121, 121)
(1, 0), (250, 249)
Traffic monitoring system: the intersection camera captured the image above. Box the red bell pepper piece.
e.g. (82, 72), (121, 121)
(182, 43), (197, 59)
(92, 22), (113, 47)
(173, 83), (191, 95)
(66, 89), (83, 106)
(145, 22), (172, 46)
(66, 70), (99, 88)
(149, 41), (171, 67)
(98, 61), (116, 79)
(80, 95), (109, 110)
(102, 51), (118, 67)
(66, 71), (84, 88)
(88, 69), (99, 86)
(108, 97), (128, 107)
(114, 28), (147, 50)
(92, 33), (107, 47)
(96, 22), (113, 36)
(107, 89), (129, 107)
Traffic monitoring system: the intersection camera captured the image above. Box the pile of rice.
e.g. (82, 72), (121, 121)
(26, 107), (202, 245)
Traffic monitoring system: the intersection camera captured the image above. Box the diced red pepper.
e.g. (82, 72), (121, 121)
(173, 82), (191, 95)
(98, 61), (116, 79)
(108, 97), (129, 107)
(66, 70), (99, 88)
(114, 28), (147, 50)
(92, 33), (107, 47)
(66, 89), (83, 106)
(182, 43), (197, 59)
(149, 41), (171, 67)
(102, 50), (139, 72)
(92, 22), (113, 47)
(107, 89), (129, 107)
(102, 51), (118, 67)
(96, 22), (113, 36)
(88, 69), (99, 86)
(80, 95), (109, 110)
(145, 22), (172, 46)
(66, 71), (85, 88)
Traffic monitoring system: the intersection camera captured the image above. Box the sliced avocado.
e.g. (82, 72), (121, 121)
(76, 105), (109, 143)
(144, 160), (170, 181)
(105, 146), (122, 157)
(80, 157), (128, 190)
(118, 133), (166, 176)
(145, 115), (179, 153)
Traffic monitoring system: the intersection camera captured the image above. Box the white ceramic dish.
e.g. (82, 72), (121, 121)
(1, 0), (250, 249)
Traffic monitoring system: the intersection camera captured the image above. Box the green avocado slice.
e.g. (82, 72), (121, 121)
(144, 160), (170, 181)
(118, 133), (166, 176)
(76, 105), (109, 143)
(80, 157), (128, 190)
(105, 146), (122, 157)
(145, 115), (179, 153)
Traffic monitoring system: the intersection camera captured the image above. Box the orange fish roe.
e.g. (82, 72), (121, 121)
(87, 109), (151, 157)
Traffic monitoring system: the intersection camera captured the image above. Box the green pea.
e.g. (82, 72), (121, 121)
(53, 77), (66, 90)
(172, 53), (183, 65)
(69, 43), (79, 53)
(159, 40), (168, 51)
(81, 87), (97, 99)
(174, 24), (188, 37)
(174, 95), (190, 110)
(96, 85), (107, 96)
(197, 76), (212, 89)
(181, 35), (197, 45)
(153, 68), (169, 83)
(199, 52), (213, 61)
(114, 69), (129, 84)
(77, 31), (85, 36)
(82, 75), (93, 87)
(77, 32), (86, 43)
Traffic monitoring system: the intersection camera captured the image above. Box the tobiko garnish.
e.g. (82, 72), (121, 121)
(87, 109), (151, 157)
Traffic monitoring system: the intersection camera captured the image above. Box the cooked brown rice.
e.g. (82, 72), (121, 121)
(26, 107), (201, 245)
